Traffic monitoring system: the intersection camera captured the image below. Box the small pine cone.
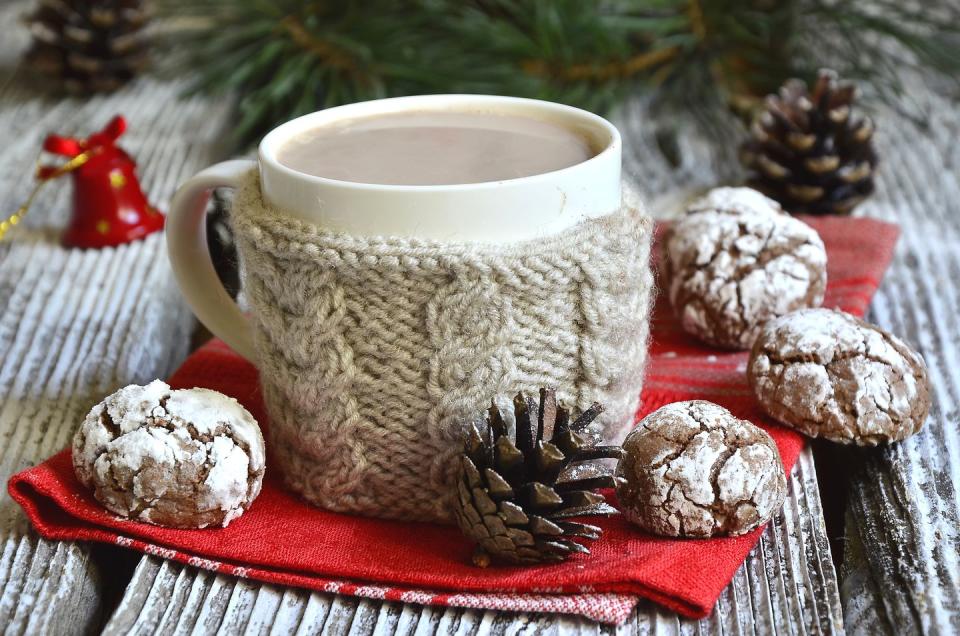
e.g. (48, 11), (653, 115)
(452, 388), (624, 566)
(23, 0), (150, 94)
(740, 69), (877, 216)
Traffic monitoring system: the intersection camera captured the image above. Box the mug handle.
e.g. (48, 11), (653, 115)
(167, 159), (257, 361)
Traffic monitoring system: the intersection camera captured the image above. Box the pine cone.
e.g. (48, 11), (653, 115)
(453, 389), (624, 566)
(740, 69), (877, 216)
(24, 0), (149, 94)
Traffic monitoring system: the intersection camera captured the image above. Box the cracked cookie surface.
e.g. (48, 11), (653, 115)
(748, 308), (930, 445)
(663, 187), (827, 350)
(615, 400), (786, 538)
(72, 380), (266, 528)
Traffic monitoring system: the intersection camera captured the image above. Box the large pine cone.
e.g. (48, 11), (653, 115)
(24, 0), (150, 94)
(453, 389), (624, 566)
(740, 69), (877, 216)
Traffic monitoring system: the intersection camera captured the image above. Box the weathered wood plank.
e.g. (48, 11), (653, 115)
(267, 588), (311, 635)
(241, 583), (286, 634)
(0, 1), (231, 632)
(369, 602), (405, 636)
(839, 88), (960, 635)
(293, 591), (334, 635)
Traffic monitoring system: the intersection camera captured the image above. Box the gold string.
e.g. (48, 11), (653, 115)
(0, 150), (96, 241)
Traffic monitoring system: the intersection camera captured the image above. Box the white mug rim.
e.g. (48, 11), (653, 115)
(258, 94), (620, 192)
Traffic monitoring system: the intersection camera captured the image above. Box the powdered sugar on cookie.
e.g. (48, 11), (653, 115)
(72, 381), (266, 528)
(664, 187), (827, 350)
(687, 186), (782, 217)
(616, 400), (787, 538)
(748, 308), (930, 445)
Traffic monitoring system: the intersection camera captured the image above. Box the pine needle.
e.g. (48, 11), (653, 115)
(158, 0), (960, 150)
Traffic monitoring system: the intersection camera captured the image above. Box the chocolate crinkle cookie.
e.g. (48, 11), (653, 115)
(748, 308), (930, 445)
(616, 400), (786, 538)
(72, 380), (266, 528)
(663, 187), (827, 350)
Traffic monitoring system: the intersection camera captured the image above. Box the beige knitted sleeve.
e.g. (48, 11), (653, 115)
(230, 171), (654, 523)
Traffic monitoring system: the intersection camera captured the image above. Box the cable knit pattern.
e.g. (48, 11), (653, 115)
(231, 171), (654, 523)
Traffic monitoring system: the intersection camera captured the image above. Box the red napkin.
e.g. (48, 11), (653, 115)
(9, 217), (899, 624)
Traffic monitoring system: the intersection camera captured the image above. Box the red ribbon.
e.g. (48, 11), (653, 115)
(37, 116), (127, 180)
(43, 115), (126, 157)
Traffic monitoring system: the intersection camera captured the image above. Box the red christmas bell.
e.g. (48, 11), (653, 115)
(39, 115), (164, 249)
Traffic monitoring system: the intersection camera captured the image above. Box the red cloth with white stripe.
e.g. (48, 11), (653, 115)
(9, 217), (899, 624)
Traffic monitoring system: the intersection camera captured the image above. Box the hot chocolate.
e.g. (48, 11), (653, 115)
(276, 110), (595, 185)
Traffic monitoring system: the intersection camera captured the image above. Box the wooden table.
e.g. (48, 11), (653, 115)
(0, 3), (956, 632)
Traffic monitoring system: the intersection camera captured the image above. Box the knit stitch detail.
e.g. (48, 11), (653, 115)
(231, 171), (654, 523)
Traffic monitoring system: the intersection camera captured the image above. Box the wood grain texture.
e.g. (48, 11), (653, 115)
(837, 89), (960, 636)
(0, 2), (230, 632)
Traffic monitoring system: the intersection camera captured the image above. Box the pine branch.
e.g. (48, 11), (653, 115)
(159, 0), (960, 150)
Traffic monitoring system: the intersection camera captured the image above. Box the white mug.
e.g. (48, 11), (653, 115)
(166, 94), (622, 361)
(166, 94), (653, 522)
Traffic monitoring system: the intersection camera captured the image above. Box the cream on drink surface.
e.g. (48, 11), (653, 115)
(276, 110), (595, 186)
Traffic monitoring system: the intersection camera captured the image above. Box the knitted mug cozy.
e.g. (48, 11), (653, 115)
(231, 172), (654, 523)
